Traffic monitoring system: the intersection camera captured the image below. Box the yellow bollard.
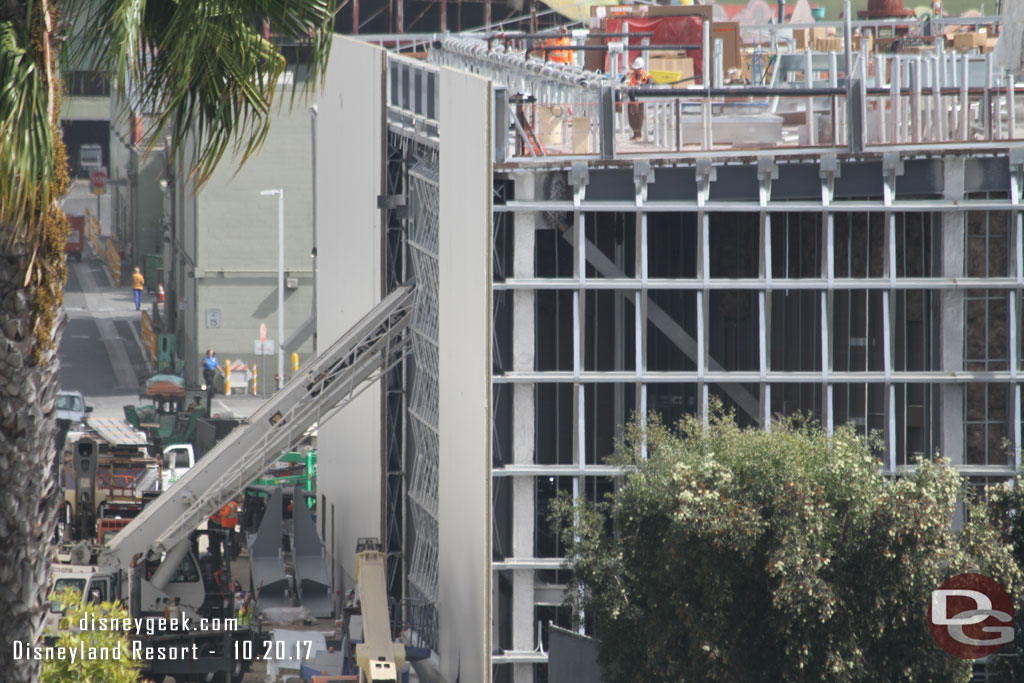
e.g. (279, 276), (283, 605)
(223, 359), (231, 396)
(291, 352), (299, 375)
(252, 365), (258, 395)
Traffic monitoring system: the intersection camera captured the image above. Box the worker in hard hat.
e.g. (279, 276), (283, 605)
(621, 56), (653, 141)
(547, 26), (572, 64)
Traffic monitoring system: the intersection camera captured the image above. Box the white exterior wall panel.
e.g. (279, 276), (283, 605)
(438, 67), (493, 683)
(314, 36), (387, 586)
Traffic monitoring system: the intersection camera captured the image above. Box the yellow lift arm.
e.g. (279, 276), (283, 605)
(355, 542), (407, 682)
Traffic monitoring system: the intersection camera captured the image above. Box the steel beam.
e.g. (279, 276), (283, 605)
(494, 277), (1024, 291)
(493, 370), (1024, 383)
(496, 199), (1024, 213)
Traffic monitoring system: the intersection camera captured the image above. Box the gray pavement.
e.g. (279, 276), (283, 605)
(58, 185), (266, 421)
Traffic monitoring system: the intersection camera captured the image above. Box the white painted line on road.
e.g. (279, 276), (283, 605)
(69, 259), (138, 390)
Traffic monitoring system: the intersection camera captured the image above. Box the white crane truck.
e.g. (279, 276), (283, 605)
(45, 285), (414, 682)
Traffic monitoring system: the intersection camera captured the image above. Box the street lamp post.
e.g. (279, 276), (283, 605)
(260, 189), (285, 389)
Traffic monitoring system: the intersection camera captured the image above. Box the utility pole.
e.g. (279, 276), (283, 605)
(260, 189), (285, 389)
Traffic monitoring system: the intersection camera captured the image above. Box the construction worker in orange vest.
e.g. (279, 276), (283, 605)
(547, 26), (572, 64)
(210, 498), (240, 556)
(212, 499), (239, 528)
(622, 57), (653, 141)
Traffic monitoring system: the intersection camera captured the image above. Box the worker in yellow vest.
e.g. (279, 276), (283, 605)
(132, 267), (145, 311)
(236, 591), (251, 626)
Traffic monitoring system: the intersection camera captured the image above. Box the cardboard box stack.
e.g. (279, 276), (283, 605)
(811, 27), (841, 52)
(815, 37), (844, 52)
(793, 28), (809, 51)
(711, 22), (742, 75)
(792, 30), (872, 54)
(851, 34), (873, 52)
(952, 31), (987, 51)
(649, 52), (695, 87)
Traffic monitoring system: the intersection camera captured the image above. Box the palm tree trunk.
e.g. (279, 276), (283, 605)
(0, 245), (64, 681)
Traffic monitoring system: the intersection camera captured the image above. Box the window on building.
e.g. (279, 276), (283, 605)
(65, 71), (110, 97)
(964, 204), (1012, 466)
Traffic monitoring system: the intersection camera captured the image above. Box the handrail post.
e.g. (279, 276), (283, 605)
(600, 84), (616, 160)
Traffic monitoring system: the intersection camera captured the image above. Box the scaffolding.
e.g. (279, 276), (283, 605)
(367, 20), (1024, 680)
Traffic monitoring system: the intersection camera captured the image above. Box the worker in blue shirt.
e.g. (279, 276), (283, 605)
(202, 349), (223, 393)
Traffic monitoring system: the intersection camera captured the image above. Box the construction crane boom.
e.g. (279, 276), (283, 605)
(102, 283), (415, 568)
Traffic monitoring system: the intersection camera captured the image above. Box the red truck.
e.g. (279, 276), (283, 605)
(65, 215), (85, 261)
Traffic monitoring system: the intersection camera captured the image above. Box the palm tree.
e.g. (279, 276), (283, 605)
(0, 2), (334, 679)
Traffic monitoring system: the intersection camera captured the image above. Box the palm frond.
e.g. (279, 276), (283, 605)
(64, 0), (335, 187)
(0, 19), (55, 241)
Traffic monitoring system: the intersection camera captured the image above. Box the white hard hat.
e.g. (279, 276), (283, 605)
(632, 57), (644, 70)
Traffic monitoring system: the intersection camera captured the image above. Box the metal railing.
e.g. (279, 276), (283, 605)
(490, 59), (1020, 160)
(421, 20), (1023, 162)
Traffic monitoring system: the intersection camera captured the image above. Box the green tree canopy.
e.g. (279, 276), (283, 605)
(551, 407), (1023, 682)
(41, 588), (142, 683)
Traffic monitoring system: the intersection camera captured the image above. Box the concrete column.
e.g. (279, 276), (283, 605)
(940, 158), (965, 465)
(512, 174), (536, 683)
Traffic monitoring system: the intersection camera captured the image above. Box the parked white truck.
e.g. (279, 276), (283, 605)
(162, 443), (196, 491)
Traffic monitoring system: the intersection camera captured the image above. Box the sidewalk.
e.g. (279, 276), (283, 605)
(210, 392), (266, 420)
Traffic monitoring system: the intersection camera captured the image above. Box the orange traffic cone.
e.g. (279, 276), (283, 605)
(158, 283), (165, 302)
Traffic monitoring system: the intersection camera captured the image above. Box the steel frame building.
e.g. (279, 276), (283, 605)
(315, 26), (1024, 682)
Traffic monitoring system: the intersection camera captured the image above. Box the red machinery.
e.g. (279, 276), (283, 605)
(65, 215), (85, 261)
(858, 0), (915, 19)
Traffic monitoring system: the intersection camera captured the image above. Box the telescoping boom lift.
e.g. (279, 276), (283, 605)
(355, 540), (406, 682)
(107, 282), (414, 596)
(53, 284), (414, 681)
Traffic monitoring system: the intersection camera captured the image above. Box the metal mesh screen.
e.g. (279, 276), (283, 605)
(406, 151), (441, 649)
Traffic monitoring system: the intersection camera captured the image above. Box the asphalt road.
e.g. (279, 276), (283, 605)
(60, 254), (149, 395)
(57, 180), (262, 421)
(57, 180), (139, 414)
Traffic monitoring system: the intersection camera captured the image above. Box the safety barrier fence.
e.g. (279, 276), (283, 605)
(104, 238), (121, 287)
(83, 209), (101, 254)
(82, 209), (123, 286)
(224, 360), (253, 395)
(140, 311), (157, 366)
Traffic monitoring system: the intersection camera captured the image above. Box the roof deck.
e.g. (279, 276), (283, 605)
(378, 14), (1023, 164)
